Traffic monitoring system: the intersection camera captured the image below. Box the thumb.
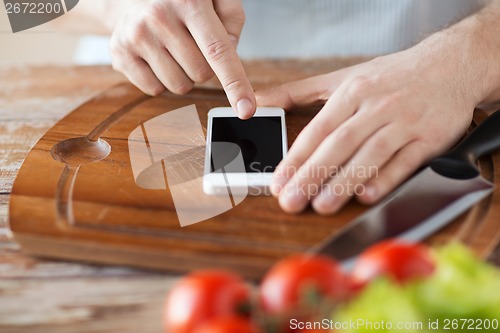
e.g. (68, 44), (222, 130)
(256, 70), (348, 110)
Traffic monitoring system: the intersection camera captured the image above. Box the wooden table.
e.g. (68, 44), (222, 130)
(2, 61), (500, 333)
(0, 60), (357, 333)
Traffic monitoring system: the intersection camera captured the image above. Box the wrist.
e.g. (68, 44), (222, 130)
(470, 6), (500, 104)
(406, 5), (500, 108)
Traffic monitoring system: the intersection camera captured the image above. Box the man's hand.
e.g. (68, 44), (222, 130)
(109, 0), (255, 119)
(256, 43), (492, 214)
(257, 0), (500, 215)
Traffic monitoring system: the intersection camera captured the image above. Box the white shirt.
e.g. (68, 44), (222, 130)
(74, 0), (484, 64)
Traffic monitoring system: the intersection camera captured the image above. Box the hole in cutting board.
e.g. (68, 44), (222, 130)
(51, 137), (111, 166)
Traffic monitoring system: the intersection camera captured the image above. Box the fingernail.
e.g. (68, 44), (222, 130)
(313, 194), (337, 215)
(237, 98), (254, 119)
(279, 185), (307, 214)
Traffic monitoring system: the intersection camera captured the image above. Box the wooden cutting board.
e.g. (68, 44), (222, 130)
(8, 83), (500, 279)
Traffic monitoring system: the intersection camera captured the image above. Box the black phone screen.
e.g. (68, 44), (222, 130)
(210, 116), (283, 173)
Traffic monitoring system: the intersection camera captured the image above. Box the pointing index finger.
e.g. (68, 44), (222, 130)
(185, 5), (255, 119)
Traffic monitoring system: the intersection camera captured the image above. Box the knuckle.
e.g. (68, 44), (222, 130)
(366, 104), (386, 119)
(109, 37), (132, 63)
(110, 50), (130, 73)
(145, 2), (164, 24)
(111, 60), (122, 72)
(335, 125), (355, 142)
(170, 81), (194, 95)
(420, 136), (443, 155)
(225, 6), (245, 25)
(372, 137), (390, 152)
(402, 142), (428, 172)
(222, 76), (246, 93)
(178, 0), (204, 16)
(205, 39), (231, 62)
(179, 0), (202, 6)
(147, 84), (167, 96)
(192, 66), (214, 83)
(401, 110), (421, 126)
(369, 99), (393, 117)
(108, 37), (121, 57)
(292, 128), (311, 148)
(307, 119), (332, 139)
(399, 105), (424, 126)
(383, 93), (404, 109)
(398, 153), (417, 173)
(346, 76), (372, 100)
(129, 21), (148, 46)
(234, 7), (246, 24)
(282, 88), (296, 109)
(367, 93), (403, 118)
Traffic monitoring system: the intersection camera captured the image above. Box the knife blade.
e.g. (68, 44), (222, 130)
(312, 110), (500, 264)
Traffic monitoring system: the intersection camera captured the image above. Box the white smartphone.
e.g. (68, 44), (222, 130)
(203, 107), (288, 196)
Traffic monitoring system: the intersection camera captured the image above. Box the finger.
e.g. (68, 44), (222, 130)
(255, 69), (351, 109)
(111, 51), (166, 96)
(150, 21), (214, 84)
(277, 105), (390, 214)
(185, 5), (255, 119)
(270, 80), (364, 198)
(142, 42), (194, 95)
(357, 140), (430, 205)
(213, 0), (245, 45)
(311, 124), (412, 215)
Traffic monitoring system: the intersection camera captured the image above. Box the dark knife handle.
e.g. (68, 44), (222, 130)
(431, 110), (500, 179)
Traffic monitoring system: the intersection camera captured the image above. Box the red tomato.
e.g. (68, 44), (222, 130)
(345, 274), (365, 295)
(351, 240), (435, 286)
(193, 316), (262, 333)
(259, 254), (347, 314)
(164, 270), (250, 333)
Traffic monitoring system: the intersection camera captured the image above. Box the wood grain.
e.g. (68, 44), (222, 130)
(1, 60), (366, 333)
(1, 61), (500, 333)
(8, 80), (500, 279)
(8, 84), (357, 279)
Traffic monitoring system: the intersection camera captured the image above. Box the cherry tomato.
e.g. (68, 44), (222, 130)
(193, 316), (262, 333)
(164, 270), (250, 333)
(351, 240), (435, 286)
(345, 274), (365, 295)
(259, 254), (347, 314)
